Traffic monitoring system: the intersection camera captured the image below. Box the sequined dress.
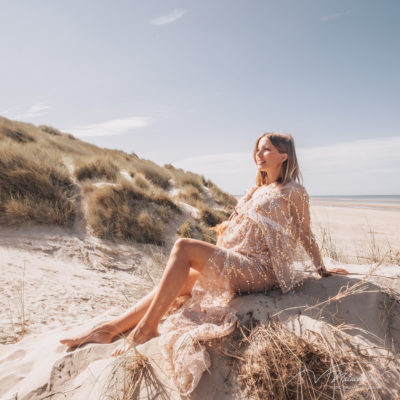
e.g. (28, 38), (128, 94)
(158, 180), (322, 395)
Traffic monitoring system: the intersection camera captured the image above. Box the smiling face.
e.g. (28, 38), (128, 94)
(255, 136), (288, 173)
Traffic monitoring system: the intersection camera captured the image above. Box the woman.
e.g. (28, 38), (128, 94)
(60, 132), (348, 393)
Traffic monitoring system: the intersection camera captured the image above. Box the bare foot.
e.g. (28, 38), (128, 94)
(112, 325), (159, 357)
(60, 324), (117, 348)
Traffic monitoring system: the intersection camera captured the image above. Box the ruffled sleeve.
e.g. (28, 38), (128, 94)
(288, 185), (325, 270)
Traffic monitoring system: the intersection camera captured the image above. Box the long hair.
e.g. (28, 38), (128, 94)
(253, 132), (303, 187)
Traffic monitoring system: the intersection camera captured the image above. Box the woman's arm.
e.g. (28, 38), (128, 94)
(289, 186), (348, 277)
(289, 186), (328, 276)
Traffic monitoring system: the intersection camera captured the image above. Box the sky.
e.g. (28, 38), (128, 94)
(0, 0), (399, 196)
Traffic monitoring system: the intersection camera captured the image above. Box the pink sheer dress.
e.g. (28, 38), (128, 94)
(158, 180), (323, 395)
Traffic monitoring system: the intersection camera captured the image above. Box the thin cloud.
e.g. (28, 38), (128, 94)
(150, 9), (185, 25)
(172, 136), (400, 195)
(70, 116), (150, 137)
(0, 109), (11, 116)
(9, 103), (50, 119)
(320, 9), (352, 22)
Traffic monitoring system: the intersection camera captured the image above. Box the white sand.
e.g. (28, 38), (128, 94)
(310, 200), (400, 261)
(1, 203), (400, 399)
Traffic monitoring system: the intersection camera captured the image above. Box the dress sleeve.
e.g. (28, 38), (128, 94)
(227, 185), (257, 221)
(288, 186), (325, 270)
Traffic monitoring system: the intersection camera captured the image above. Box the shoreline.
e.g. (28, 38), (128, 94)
(234, 195), (400, 212)
(310, 199), (400, 212)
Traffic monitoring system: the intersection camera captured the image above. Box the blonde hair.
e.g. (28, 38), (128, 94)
(253, 132), (303, 187)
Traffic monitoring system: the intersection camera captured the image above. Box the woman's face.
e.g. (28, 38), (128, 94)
(255, 136), (288, 172)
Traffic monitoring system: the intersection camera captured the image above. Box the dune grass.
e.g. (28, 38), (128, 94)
(0, 117), (237, 240)
(226, 317), (398, 399)
(75, 158), (120, 182)
(103, 348), (170, 400)
(0, 142), (76, 226)
(317, 222), (400, 267)
(5, 262), (27, 344)
(197, 204), (230, 227)
(83, 181), (181, 245)
(204, 178), (237, 207)
(177, 220), (199, 239)
(130, 160), (171, 190)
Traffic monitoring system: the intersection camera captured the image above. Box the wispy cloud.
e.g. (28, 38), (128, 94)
(320, 9), (352, 22)
(150, 9), (185, 25)
(298, 136), (400, 194)
(172, 136), (400, 195)
(0, 108), (12, 116)
(5, 103), (50, 119)
(70, 117), (151, 137)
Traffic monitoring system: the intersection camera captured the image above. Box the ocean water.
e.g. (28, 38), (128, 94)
(310, 195), (400, 204)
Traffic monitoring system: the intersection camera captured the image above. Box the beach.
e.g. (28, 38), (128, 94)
(309, 196), (400, 262)
(1, 197), (400, 399)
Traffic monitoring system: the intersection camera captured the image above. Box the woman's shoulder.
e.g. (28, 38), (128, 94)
(280, 181), (308, 197)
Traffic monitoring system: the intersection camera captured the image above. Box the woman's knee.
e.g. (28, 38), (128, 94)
(172, 237), (195, 256)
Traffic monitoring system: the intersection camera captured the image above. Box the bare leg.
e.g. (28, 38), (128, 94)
(60, 267), (200, 348)
(112, 238), (229, 355)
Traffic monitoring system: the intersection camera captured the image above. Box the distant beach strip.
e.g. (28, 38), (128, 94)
(234, 195), (400, 212)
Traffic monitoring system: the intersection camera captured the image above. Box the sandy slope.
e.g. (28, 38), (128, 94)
(1, 203), (400, 399)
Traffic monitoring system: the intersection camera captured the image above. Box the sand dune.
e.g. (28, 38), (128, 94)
(1, 203), (400, 399)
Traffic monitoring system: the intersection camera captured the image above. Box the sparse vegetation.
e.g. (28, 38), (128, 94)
(131, 172), (151, 191)
(103, 348), (170, 399)
(198, 224), (217, 244)
(83, 181), (180, 244)
(225, 317), (397, 399)
(2, 126), (35, 144)
(197, 205), (229, 227)
(0, 142), (76, 226)
(163, 163), (205, 191)
(176, 183), (203, 205)
(39, 125), (62, 136)
(75, 158), (119, 182)
(5, 262), (27, 343)
(205, 178), (237, 207)
(177, 220), (200, 239)
(132, 160), (171, 190)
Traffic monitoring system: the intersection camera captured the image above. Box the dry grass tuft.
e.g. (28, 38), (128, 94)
(131, 172), (152, 191)
(39, 125), (62, 136)
(103, 349), (170, 400)
(229, 318), (397, 400)
(83, 181), (181, 244)
(198, 205), (229, 227)
(204, 178), (237, 207)
(0, 144), (76, 226)
(198, 224), (218, 244)
(1, 125), (35, 143)
(176, 183), (203, 206)
(132, 160), (171, 190)
(317, 222), (400, 266)
(210, 300), (400, 400)
(177, 220), (200, 239)
(75, 158), (119, 182)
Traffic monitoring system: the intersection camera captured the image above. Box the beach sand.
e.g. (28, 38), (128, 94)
(310, 199), (400, 262)
(1, 202), (400, 399)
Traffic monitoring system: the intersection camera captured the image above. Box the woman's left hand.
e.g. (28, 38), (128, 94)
(319, 267), (349, 277)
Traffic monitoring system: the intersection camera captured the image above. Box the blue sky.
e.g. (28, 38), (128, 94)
(1, 0), (399, 195)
